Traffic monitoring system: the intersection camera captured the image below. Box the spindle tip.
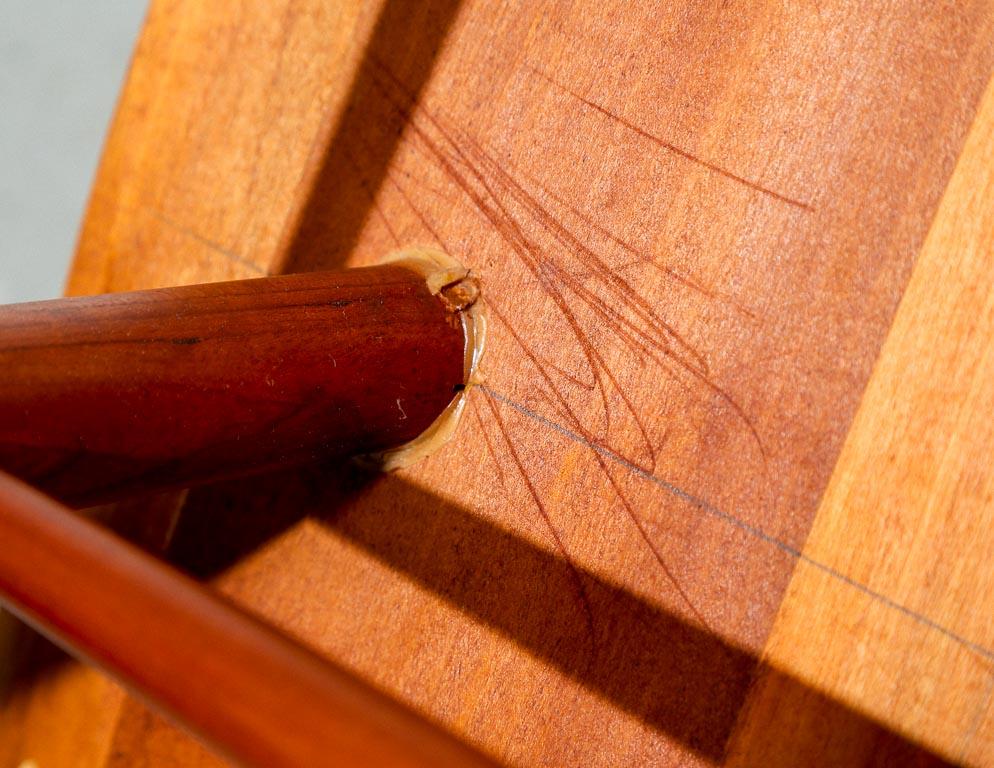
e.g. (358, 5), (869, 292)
(370, 248), (487, 471)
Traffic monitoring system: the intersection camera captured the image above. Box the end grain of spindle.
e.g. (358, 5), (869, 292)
(0, 262), (472, 506)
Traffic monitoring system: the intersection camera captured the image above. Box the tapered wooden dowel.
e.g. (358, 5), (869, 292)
(0, 263), (468, 506)
(0, 470), (495, 768)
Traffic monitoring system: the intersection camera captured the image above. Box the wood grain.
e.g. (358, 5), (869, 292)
(2, 0), (993, 765)
(0, 265), (466, 506)
(726, 72), (994, 767)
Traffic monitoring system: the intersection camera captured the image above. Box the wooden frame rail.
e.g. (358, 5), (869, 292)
(0, 470), (495, 767)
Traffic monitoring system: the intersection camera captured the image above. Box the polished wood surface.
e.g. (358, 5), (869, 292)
(0, 265), (465, 506)
(2, 1), (993, 765)
(727, 74), (994, 767)
(0, 470), (496, 768)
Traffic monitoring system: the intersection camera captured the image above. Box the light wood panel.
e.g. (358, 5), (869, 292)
(2, 1), (994, 765)
(727, 73), (994, 767)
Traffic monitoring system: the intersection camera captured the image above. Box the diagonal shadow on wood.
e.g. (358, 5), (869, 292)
(0, 464), (963, 765)
(276, 0), (464, 274)
(160, 466), (960, 767)
(0, 0), (466, 718)
(0, 2), (972, 760)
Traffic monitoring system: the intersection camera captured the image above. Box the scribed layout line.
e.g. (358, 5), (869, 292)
(530, 67), (814, 212)
(481, 386), (994, 662)
(148, 210), (268, 276)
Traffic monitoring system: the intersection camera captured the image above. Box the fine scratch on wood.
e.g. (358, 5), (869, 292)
(147, 210), (268, 276)
(342, 151), (403, 248)
(528, 66), (814, 212)
(371, 57), (770, 471)
(480, 390), (600, 662)
(360, 56), (771, 628)
(469, 398), (509, 492)
(514, 166), (761, 321)
(46, 1), (994, 764)
(482, 386), (994, 665)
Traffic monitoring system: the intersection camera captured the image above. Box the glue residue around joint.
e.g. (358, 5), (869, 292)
(368, 247), (487, 471)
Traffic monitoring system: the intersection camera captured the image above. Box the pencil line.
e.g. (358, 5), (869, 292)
(148, 210), (268, 276)
(482, 386), (994, 662)
(530, 67), (813, 212)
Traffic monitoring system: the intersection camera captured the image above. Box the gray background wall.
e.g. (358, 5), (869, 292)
(0, 2), (147, 303)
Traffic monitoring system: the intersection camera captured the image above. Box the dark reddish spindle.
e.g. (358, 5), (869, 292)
(0, 264), (467, 506)
(0, 470), (495, 768)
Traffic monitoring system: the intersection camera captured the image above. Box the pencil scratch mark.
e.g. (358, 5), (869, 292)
(470, 397), (509, 491)
(365, 56), (761, 625)
(517, 167), (760, 321)
(530, 66), (814, 212)
(437, 107), (769, 470)
(148, 210), (268, 275)
(482, 390), (599, 661)
(383, 168), (453, 253)
(592, 447), (716, 632)
(487, 303), (713, 626)
(348, 127), (464, 252)
(343, 150), (402, 247)
(484, 386), (994, 664)
(541, 357), (596, 392)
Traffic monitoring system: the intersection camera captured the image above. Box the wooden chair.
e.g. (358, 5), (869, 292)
(1, 2), (993, 765)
